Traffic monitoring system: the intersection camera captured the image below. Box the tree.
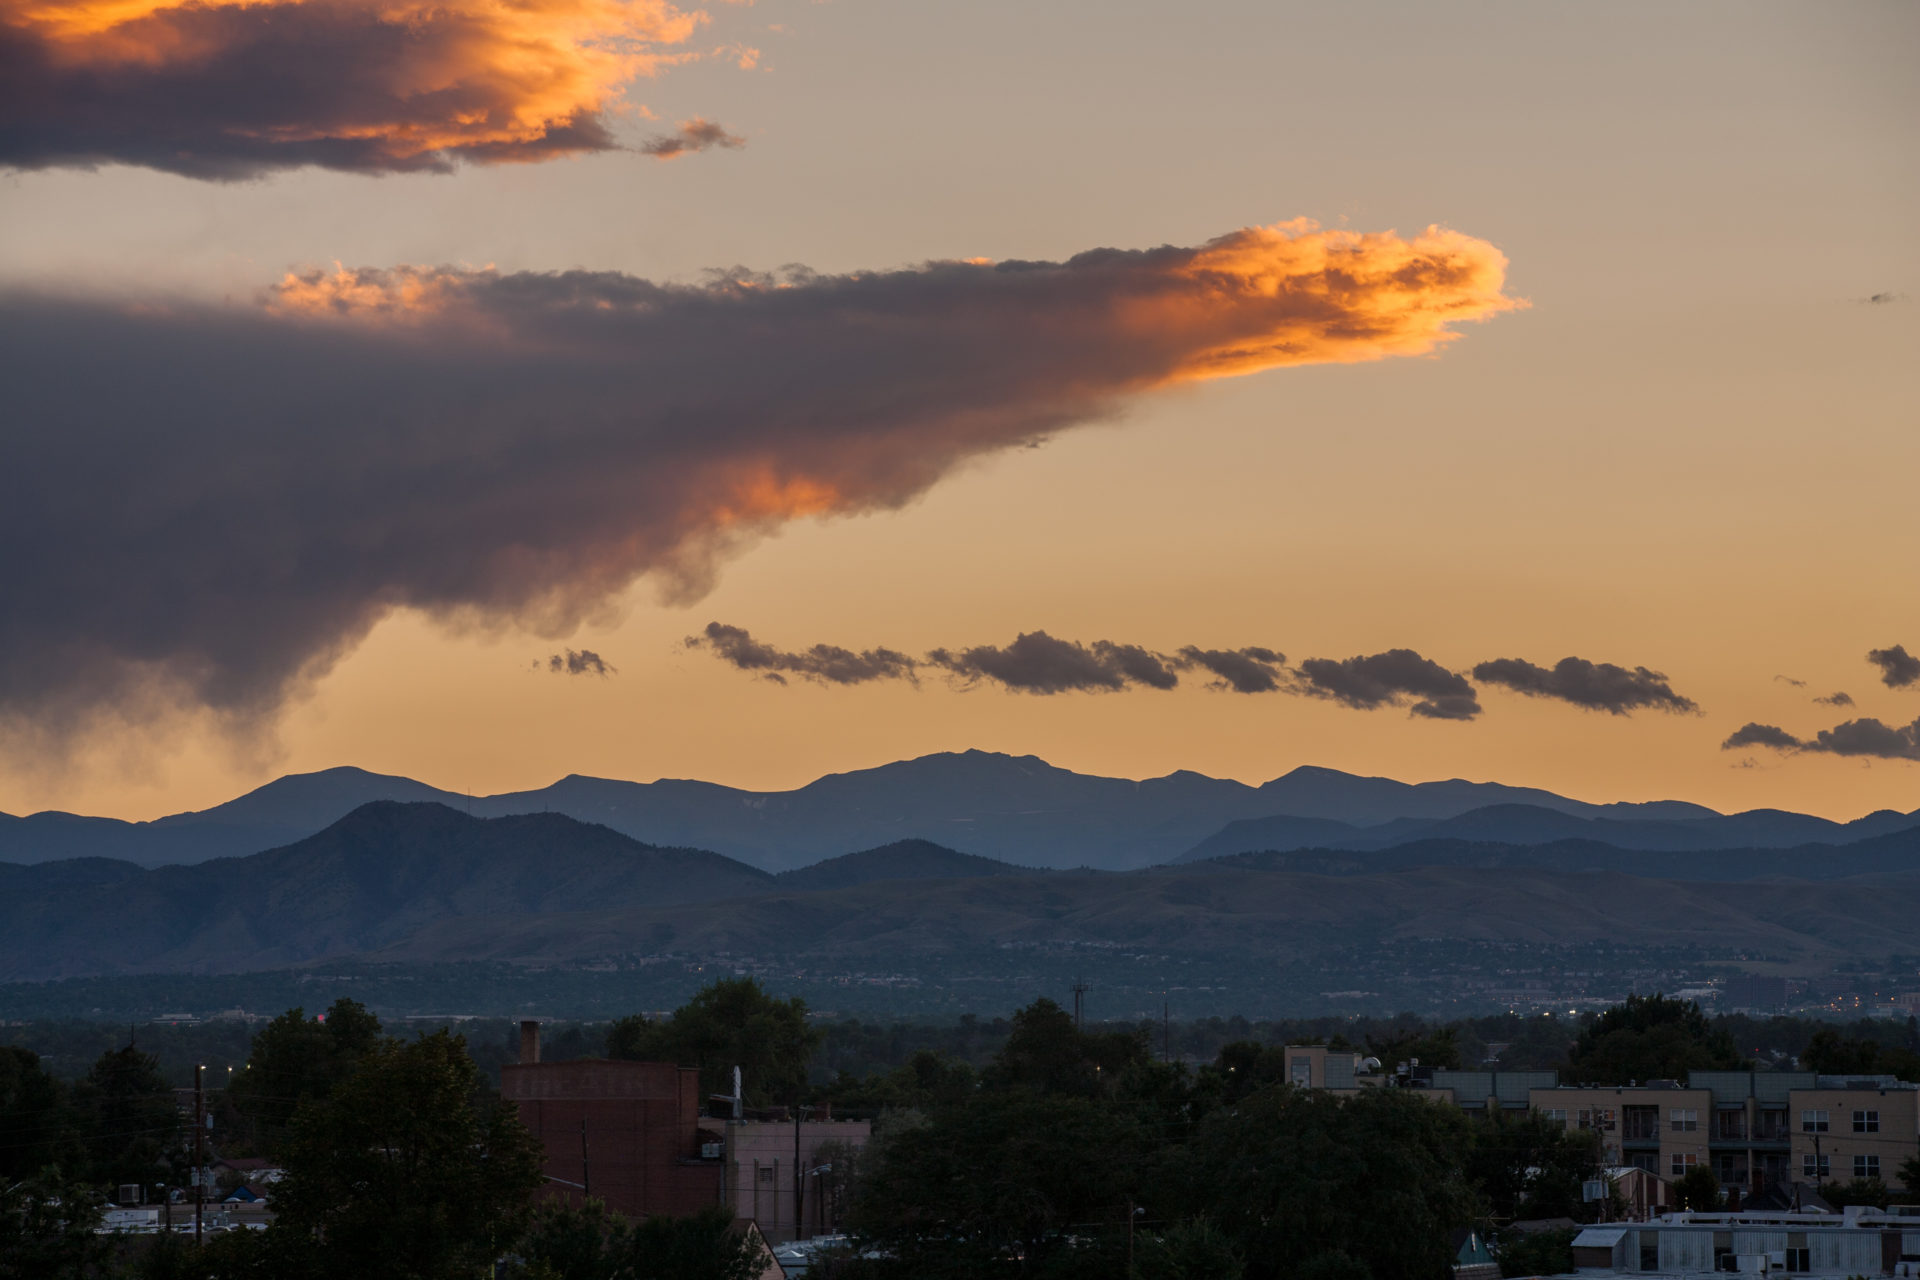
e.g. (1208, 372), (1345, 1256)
(1176, 1086), (1477, 1280)
(137, 1228), (273, 1280)
(0, 1167), (108, 1280)
(1465, 1112), (1602, 1222)
(1800, 1030), (1920, 1083)
(1901, 1154), (1920, 1200)
(607, 979), (820, 1106)
(228, 998), (383, 1155)
(269, 1030), (544, 1280)
(851, 1090), (1148, 1277)
(508, 1200), (767, 1280)
(1495, 1228), (1576, 1278)
(509, 1198), (627, 1280)
(0, 1047), (76, 1181)
(72, 1044), (176, 1190)
(1800, 1029), (1880, 1075)
(1672, 1165), (1723, 1212)
(817, 1050), (978, 1113)
(1565, 995), (1745, 1085)
(981, 999), (1148, 1098)
(1135, 1219), (1246, 1280)
(626, 1205), (769, 1280)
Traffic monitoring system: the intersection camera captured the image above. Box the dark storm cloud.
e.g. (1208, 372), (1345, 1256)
(926, 633), (1179, 695)
(1471, 656), (1699, 715)
(1720, 717), (1920, 761)
(1773, 675), (1806, 688)
(686, 623), (919, 686)
(1813, 691), (1853, 708)
(639, 118), (744, 159)
(1721, 723), (1803, 751)
(1292, 649), (1482, 721)
(1173, 646), (1288, 694)
(0, 0), (707, 178)
(1867, 644), (1920, 689)
(546, 649), (614, 677)
(0, 223), (1520, 739)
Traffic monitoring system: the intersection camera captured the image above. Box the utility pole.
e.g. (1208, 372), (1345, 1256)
(193, 1064), (204, 1245)
(793, 1105), (806, 1242)
(580, 1118), (591, 1200)
(1072, 978), (1087, 1030)
(1127, 1198), (1135, 1278)
(1163, 999), (1170, 1064)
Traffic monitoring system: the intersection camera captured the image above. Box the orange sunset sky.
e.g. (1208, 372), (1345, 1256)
(1, 0), (1915, 823)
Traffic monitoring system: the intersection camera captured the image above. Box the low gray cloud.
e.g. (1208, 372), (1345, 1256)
(1720, 717), (1920, 761)
(693, 627), (1707, 729)
(1773, 674), (1806, 688)
(1813, 691), (1853, 708)
(1471, 656), (1698, 715)
(927, 633), (1177, 695)
(639, 119), (745, 159)
(0, 222), (1518, 745)
(1293, 649), (1481, 721)
(546, 649), (615, 677)
(1173, 647), (1288, 694)
(1867, 644), (1920, 689)
(1721, 723), (1803, 751)
(686, 623), (918, 686)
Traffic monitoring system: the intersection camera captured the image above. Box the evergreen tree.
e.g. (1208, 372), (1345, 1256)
(269, 1030), (544, 1280)
(607, 978), (820, 1105)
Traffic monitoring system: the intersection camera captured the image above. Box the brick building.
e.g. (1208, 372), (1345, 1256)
(499, 1022), (722, 1218)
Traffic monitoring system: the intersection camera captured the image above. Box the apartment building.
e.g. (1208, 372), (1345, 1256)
(1295, 1046), (1918, 1197)
(1789, 1080), (1920, 1189)
(1528, 1072), (1919, 1196)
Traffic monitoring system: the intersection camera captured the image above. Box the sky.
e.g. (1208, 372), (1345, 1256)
(1, 0), (1916, 822)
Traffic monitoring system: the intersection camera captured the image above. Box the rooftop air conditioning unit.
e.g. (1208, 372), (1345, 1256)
(117, 1184), (142, 1206)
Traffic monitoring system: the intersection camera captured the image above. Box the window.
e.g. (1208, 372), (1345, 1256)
(1539, 1108), (1567, 1124)
(1801, 1153), (1829, 1180)
(1801, 1109), (1829, 1133)
(1784, 1248), (1809, 1273)
(1670, 1108), (1698, 1132)
(1853, 1155), (1879, 1179)
(1671, 1153), (1699, 1177)
(1290, 1058), (1311, 1088)
(1629, 1153), (1658, 1175)
(1852, 1109), (1879, 1133)
(757, 1165), (775, 1184)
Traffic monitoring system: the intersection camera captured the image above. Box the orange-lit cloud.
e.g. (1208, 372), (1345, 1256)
(0, 222), (1520, 735)
(0, 0), (725, 176)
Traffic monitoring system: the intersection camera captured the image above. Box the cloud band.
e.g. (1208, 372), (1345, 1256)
(0, 0), (713, 177)
(0, 222), (1520, 739)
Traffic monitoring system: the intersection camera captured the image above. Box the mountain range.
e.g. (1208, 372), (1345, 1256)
(5, 751), (1915, 872)
(2, 800), (1917, 983)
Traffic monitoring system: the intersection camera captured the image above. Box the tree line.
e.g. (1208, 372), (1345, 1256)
(4, 986), (1919, 1279)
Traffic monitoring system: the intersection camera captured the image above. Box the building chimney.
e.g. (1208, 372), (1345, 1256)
(519, 1020), (541, 1065)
